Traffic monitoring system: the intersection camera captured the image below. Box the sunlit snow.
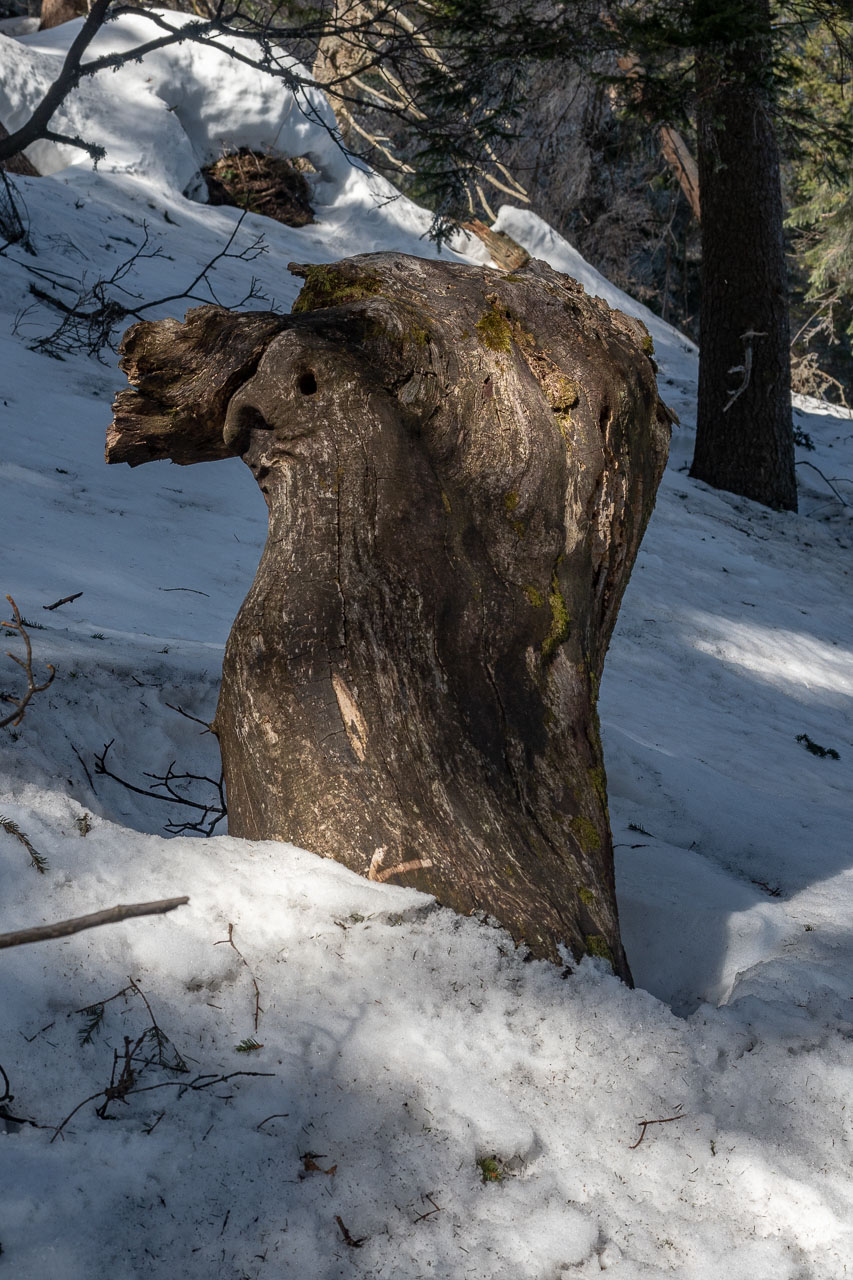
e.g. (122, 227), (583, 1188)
(1, 12), (851, 1279)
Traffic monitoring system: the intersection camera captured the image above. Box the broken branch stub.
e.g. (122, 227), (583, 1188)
(108, 252), (672, 980)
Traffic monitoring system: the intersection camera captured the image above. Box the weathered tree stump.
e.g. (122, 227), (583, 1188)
(108, 252), (671, 980)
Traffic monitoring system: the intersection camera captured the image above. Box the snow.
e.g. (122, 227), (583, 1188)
(1, 13), (852, 1278)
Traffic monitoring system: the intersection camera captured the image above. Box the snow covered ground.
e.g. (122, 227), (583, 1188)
(1, 13), (851, 1278)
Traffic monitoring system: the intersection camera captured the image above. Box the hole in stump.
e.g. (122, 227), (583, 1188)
(298, 371), (318, 396)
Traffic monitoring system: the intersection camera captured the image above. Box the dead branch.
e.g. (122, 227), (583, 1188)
(335, 1215), (367, 1248)
(413, 1193), (442, 1222)
(0, 1060), (48, 1130)
(0, 897), (188, 951)
(723, 329), (767, 412)
(71, 743), (96, 792)
(256, 1112), (290, 1130)
(51, 1064), (274, 1142)
(612, 44), (701, 220)
(20, 216), (269, 361)
(0, 0), (217, 168)
(215, 922), (263, 1030)
(795, 460), (850, 507)
(164, 702), (214, 733)
(43, 591), (83, 611)
(1, 596), (55, 729)
(94, 739), (226, 836)
(629, 1110), (686, 1149)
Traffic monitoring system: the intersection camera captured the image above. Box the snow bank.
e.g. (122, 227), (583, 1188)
(0, 13), (851, 1278)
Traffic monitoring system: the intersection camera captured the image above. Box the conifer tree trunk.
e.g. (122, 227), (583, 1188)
(108, 252), (672, 979)
(690, 0), (797, 511)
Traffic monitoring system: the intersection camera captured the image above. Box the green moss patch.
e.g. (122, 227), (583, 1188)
(476, 307), (513, 352)
(585, 934), (614, 968)
(588, 765), (607, 807)
(541, 573), (570, 662)
(570, 814), (602, 853)
(477, 1156), (504, 1184)
(292, 264), (382, 314)
(547, 376), (580, 413)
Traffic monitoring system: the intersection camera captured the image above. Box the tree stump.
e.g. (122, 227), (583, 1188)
(108, 252), (671, 980)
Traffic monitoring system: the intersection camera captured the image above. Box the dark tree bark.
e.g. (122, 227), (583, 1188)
(0, 123), (39, 177)
(690, 0), (797, 511)
(108, 252), (671, 979)
(39, 0), (87, 31)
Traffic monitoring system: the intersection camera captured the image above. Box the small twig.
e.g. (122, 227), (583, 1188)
(73, 984), (134, 1017)
(215, 923), (263, 1030)
(71, 742), (96, 792)
(164, 702), (213, 733)
(51, 1061), (273, 1142)
(21, 215), (270, 360)
(126, 976), (168, 1047)
(43, 591), (83, 611)
(0, 897), (188, 950)
(1, 596), (56, 729)
(795, 461), (850, 507)
(629, 1111), (686, 1149)
(158, 587), (211, 597)
(335, 1216), (367, 1248)
(256, 1112), (290, 1131)
(413, 1193), (442, 1222)
(94, 740), (226, 836)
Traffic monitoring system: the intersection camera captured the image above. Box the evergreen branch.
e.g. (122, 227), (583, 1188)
(0, 814), (48, 874)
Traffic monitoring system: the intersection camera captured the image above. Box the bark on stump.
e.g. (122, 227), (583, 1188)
(108, 252), (671, 980)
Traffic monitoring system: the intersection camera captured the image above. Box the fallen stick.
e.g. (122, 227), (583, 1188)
(629, 1112), (686, 1149)
(0, 897), (189, 950)
(43, 591), (83, 611)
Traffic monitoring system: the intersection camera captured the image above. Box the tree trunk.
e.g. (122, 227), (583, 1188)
(690, 0), (796, 511)
(39, 0), (87, 30)
(108, 252), (671, 979)
(614, 51), (702, 223)
(0, 123), (39, 177)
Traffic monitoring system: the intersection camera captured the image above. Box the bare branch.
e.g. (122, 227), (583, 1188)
(94, 740), (227, 836)
(1, 596), (55, 729)
(0, 897), (189, 950)
(43, 591), (83, 611)
(629, 1110), (686, 1150)
(214, 922), (263, 1030)
(796, 460), (850, 506)
(21, 215), (271, 361)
